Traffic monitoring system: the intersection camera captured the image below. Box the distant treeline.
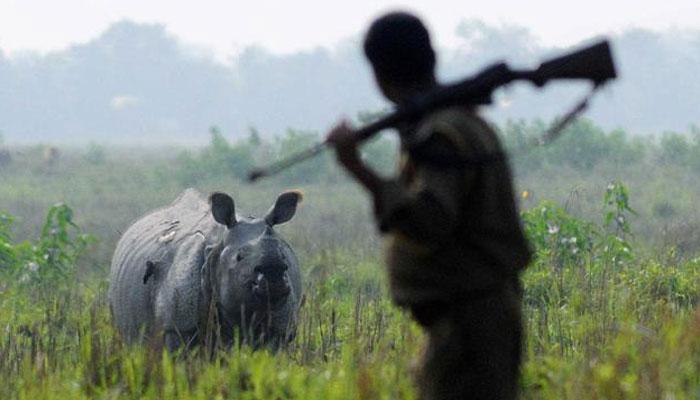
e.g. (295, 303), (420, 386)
(503, 119), (700, 173)
(1, 20), (699, 141)
(171, 118), (700, 185)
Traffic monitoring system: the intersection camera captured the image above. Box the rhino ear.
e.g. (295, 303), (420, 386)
(210, 192), (236, 228)
(265, 190), (303, 226)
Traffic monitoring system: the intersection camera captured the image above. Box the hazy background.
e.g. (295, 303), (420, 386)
(0, 1), (698, 143)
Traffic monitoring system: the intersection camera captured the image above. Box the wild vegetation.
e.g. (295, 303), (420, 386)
(2, 118), (700, 399)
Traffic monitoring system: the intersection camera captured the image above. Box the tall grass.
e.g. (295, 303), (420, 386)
(2, 142), (700, 398)
(2, 226), (700, 398)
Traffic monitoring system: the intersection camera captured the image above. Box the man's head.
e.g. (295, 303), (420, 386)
(364, 12), (437, 103)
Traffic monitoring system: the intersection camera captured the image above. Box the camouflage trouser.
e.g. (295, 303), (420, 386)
(411, 280), (523, 400)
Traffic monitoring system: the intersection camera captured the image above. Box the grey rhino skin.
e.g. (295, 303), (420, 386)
(109, 188), (303, 350)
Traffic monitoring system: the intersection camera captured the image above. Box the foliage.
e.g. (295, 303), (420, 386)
(0, 203), (92, 290)
(84, 142), (107, 165)
(658, 132), (690, 164)
(359, 136), (398, 177)
(522, 200), (597, 268)
(173, 126), (256, 185)
(656, 130), (700, 172)
(273, 129), (333, 184)
(168, 117), (700, 190)
(523, 181), (640, 274)
(2, 190), (700, 398)
(165, 117), (700, 191)
(599, 181), (637, 267)
(502, 118), (651, 173)
(0, 211), (15, 275)
(5, 118), (700, 398)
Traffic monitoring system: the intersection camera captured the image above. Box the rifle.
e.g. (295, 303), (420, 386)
(248, 39), (617, 182)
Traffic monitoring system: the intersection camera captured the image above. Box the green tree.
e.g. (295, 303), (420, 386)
(659, 131), (690, 165)
(274, 129), (331, 183)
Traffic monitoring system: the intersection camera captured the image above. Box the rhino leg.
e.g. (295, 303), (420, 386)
(164, 331), (182, 351)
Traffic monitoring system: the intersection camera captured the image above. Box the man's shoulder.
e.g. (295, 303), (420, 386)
(414, 107), (501, 155)
(429, 106), (479, 122)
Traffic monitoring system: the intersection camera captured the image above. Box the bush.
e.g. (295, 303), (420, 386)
(0, 211), (15, 276)
(84, 142), (106, 165)
(0, 204), (93, 290)
(174, 126), (256, 185)
(273, 129), (333, 184)
(522, 200), (597, 268)
(522, 181), (637, 269)
(167, 116), (700, 186)
(504, 118), (652, 173)
(659, 132), (691, 165)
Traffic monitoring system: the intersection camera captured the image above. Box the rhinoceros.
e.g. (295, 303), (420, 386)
(108, 188), (303, 350)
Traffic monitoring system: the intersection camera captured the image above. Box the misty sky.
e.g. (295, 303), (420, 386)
(3, 0), (700, 59)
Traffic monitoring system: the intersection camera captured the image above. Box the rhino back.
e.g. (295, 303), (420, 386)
(109, 189), (219, 341)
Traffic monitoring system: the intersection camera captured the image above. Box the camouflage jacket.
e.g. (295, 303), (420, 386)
(375, 107), (532, 307)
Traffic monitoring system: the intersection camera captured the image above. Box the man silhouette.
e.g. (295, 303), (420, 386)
(326, 11), (532, 400)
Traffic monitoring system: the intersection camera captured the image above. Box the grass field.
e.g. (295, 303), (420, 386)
(2, 137), (700, 399)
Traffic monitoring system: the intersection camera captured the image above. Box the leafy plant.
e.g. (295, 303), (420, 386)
(84, 142), (106, 165)
(0, 211), (16, 276)
(0, 203), (93, 290)
(522, 200), (597, 268)
(173, 126), (256, 185)
(599, 180), (636, 267)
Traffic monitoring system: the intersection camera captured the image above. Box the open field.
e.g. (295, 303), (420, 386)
(2, 124), (700, 399)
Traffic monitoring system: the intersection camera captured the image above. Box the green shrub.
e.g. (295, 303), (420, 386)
(522, 201), (597, 268)
(174, 126), (256, 186)
(84, 142), (106, 165)
(0, 203), (92, 290)
(0, 211), (15, 275)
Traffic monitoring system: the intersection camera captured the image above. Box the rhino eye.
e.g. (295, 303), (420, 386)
(236, 253), (244, 262)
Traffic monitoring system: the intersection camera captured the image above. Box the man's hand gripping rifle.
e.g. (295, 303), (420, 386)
(248, 40), (617, 182)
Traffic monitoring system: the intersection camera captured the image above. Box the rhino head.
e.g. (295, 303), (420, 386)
(204, 190), (302, 345)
